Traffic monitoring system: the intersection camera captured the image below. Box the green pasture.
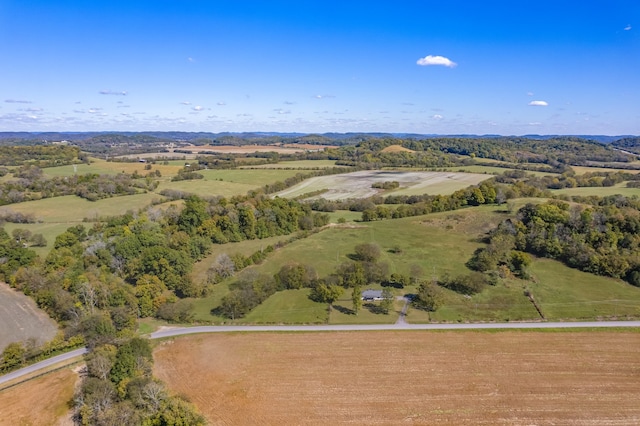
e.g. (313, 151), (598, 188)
(192, 206), (506, 323)
(188, 202), (640, 324)
(157, 179), (257, 198)
(442, 165), (557, 177)
(528, 259), (640, 320)
(157, 168), (309, 198)
(554, 183), (640, 198)
(570, 165), (640, 175)
(2, 222), (71, 258)
(42, 158), (183, 178)
(240, 289), (328, 324)
(425, 280), (541, 323)
(1, 193), (162, 223)
(239, 160), (339, 169)
(325, 210), (363, 223)
(191, 234), (298, 283)
(198, 169), (305, 186)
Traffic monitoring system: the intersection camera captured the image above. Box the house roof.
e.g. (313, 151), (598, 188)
(361, 289), (383, 299)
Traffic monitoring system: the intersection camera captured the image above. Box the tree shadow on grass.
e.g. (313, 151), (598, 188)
(332, 305), (355, 315)
(364, 302), (387, 315)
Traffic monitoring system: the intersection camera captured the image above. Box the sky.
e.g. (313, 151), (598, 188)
(0, 0), (638, 135)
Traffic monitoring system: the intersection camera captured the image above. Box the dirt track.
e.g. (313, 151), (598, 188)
(154, 331), (640, 425)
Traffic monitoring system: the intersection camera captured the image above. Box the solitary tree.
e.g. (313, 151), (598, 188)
(351, 286), (362, 315)
(354, 243), (381, 262)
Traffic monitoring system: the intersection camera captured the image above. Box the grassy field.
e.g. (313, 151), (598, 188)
(571, 165), (640, 175)
(189, 203), (640, 324)
(239, 160), (339, 169)
(191, 206), (507, 323)
(2, 222), (72, 257)
(191, 233), (298, 283)
(0, 193), (162, 223)
(154, 331), (640, 425)
(275, 170), (493, 200)
(41, 157), (184, 177)
(442, 165), (558, 177)
(554, 182), (640, 198)
(156, 168), (308, 198)
(529, 259), (640, 319)
(0, 282), (58, 351)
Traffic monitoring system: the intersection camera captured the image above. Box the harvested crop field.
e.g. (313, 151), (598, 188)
(154, 331), (640, 425)
(274, 170), (492, 200)
(0, 282), (57, 352)
(0, 367), (77, 425)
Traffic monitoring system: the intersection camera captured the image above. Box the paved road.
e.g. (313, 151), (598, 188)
(3, 320), (640, 387)
(0, 347), (87, 387)
(150, 320), (640, 339)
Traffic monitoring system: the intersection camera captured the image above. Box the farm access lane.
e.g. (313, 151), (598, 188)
(3, 320), (640, 387)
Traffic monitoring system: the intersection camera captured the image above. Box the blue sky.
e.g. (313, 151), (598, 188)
(1, 0), (638, 135)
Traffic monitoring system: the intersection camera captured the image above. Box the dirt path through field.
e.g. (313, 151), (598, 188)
(154, 331), (640, 425)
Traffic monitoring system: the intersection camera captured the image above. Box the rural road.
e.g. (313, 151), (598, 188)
(149, 320), (640, 339)
(3, 320), (640, 387)
(0, 347), (87, 387)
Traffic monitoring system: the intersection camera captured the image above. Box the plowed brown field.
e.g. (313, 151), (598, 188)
(0, 367), (77, 425)
(154, 331), (640, 425)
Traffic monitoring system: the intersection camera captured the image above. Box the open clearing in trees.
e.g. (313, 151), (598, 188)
(0, 282), (57, 352)
(154, 331), (640, 425)
(274, 170), (492, 200)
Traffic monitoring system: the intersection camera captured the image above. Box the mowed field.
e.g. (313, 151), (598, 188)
(154, 331), (640, 425)
(0, 282), (58, 352)
(0, 367), (77, 425)
(274, 170), (492, 200)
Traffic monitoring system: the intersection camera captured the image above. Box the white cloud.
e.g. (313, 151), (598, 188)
(528, 100), (548, 106)
(416, 55), (457, 68)
(432, 114), (443, 120)
(180, 101), (191, 105)
(624, 24), (632, 31)
(192, 105), (204, 111)
(5, 99), (32, 104)
(217, 101), (226, 106)
(527, 92), (534, 96)
(99, 90), (127, 96)
(314, 94), (335, 99)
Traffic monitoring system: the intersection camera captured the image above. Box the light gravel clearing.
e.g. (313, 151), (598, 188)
(274, 170), (492, 200)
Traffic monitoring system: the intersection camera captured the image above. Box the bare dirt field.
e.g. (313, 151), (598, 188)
(274, 170), (492, 200)
(0, 282), (58, 352)
(154, 331), (640, 425)
(0, 366), (77, 426)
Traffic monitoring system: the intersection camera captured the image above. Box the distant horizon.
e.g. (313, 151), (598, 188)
(1, 1), (638, 134)
(0, 131), (637, 139)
